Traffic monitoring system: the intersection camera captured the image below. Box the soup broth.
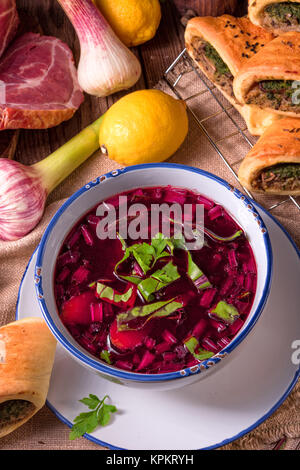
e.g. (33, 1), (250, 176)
(54, 186), (257, 374)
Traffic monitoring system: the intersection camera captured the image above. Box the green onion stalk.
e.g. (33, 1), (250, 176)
(0, 116), (103, 241)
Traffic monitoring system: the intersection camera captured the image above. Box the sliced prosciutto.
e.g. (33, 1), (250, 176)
(0, 33), (84, 130)
(0, 0), (19, 60)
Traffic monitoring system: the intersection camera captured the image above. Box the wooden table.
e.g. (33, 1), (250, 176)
(7, 0), (296, 452)
(7, 0), (247, 167)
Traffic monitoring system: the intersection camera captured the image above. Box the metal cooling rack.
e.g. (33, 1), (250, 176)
(163, 49), (300, 214)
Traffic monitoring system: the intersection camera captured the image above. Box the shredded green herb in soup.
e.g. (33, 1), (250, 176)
(54, 186), (257, 375)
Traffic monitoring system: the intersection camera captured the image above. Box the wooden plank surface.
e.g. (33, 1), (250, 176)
(9, 0), (182, 165)
(2, 0), (247, 166)
(0, 1), (297, 452)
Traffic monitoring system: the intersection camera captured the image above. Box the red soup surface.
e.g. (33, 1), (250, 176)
(54, 186), (257, 374)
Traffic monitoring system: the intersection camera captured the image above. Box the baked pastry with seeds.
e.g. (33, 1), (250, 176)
(185, 15), (281, 135)
(0, 318), (56, 437)
(249, 1), (300, 35)
(238, 117), (300, 195)
(234, 32), (300, 118)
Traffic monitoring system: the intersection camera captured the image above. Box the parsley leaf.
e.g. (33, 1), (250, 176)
(69, 394), (117, 440)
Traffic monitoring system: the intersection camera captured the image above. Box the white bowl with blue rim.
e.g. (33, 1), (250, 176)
(35, 163), (272, 391)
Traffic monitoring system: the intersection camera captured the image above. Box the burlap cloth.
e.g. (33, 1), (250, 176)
(0, 68), (299, 450)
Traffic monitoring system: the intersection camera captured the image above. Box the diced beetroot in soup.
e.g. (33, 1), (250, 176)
(217, 337), (231, 349)
(109, 319), (150, 352)
(162, 329), (178, 345)
(57, 249), (80, 267)
(208, 205), (224, 220)
(67, 229), (81, 249)
(144, 336), (156, 350)
(115, 360), (133, 371)
(87, 214), (101, 226)
(244, 273), (255, 292)
(61, 291), (96, 325)
(201, 337), (220, 353)
(155, 342), (172, 355)
(228, 318), (244, 336)
(210, 253), (222, 269)
(200, 288), (217, 308)
(209, 319), (227, 333)
(192, 319), (208, 339)
(228, 249), (238, 268)
(163, 352), (178, 363)
(72, 266), (90, 284)
(157, 362), (186, 373)
(234, 300), (250, 315)
(163, 187), (186, 204)
(54, 186), (257, 374)
(81, 225), (94, 246)
(197, 195), (214, 210)
(56, 266), (70, 283)
(136, 351), (155, 371)
(220, 277), (234, 296)
(90, 302), (103, 323)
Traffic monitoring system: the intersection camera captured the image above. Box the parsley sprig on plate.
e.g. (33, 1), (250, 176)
(69, 394), (117, 440)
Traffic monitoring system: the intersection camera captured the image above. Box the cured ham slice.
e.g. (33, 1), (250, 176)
(0, 33), (84, 130)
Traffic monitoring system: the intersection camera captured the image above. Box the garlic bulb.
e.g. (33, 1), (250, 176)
(0, 160), (46, 241)
(57, 0), (141, 97)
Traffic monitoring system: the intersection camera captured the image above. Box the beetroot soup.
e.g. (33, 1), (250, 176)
(54, 186), (257, 374)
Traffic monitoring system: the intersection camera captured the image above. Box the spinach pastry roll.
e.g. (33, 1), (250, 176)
(238, 117), (300, 194)
(0, 318), (56, 438)
(185, 15), (280, 135)
(234, 32), (300, 117)
(249, 1), (300, 35)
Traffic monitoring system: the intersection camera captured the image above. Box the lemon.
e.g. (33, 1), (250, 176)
(94, 0), (161, 47)
(99, 90), (189, 166)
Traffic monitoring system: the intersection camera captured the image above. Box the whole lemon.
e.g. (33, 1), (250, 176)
(94, 0), (161, 47)
(99, 90), (189, 166)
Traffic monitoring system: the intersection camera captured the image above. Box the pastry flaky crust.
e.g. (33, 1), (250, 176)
(234, 32), (300, 117)
(0, 318), (56, 438)
(239, 104), (283, 136)
(185, 15), (281, 135)
(249, 0), (300, 35)
(239, 117), (300, 195)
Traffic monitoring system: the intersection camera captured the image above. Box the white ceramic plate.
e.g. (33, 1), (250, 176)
(16, 204), (300, 450)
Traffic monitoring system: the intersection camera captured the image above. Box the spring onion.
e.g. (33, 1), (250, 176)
(57, 0), (141, 97)
(0, 116), (103, 241)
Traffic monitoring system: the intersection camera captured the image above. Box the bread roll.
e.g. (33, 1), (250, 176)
(249, 1), (300, 35)
(234, 32), (300, 118)
(238, 117), (300, 195)
(0, 318), (56, 438)
(185, 15), (281, 135)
